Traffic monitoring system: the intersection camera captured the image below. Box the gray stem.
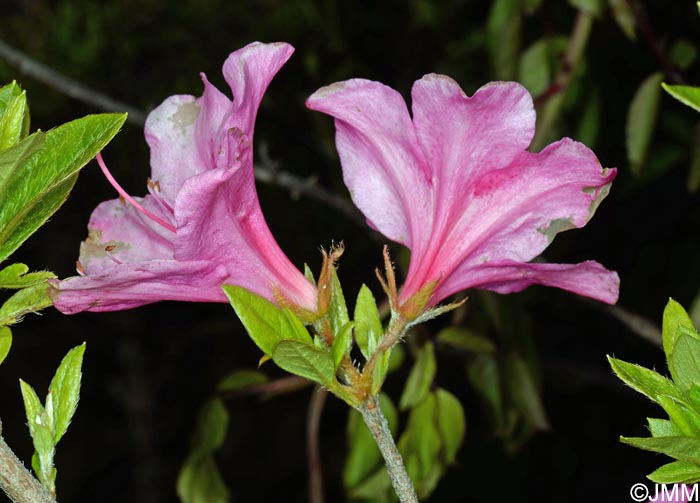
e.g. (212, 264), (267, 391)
(357, 396), (419, 503)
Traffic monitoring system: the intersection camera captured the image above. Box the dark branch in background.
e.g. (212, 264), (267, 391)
(306, 387), (328, 503)
(0, 40), (147, 126)
(623, 0), (686, 85)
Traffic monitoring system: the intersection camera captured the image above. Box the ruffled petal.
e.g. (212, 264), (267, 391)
(306, 79), (432, 248)
(51, 260), (230, 314)
(195, 73), (234, 171)
(435, 260), (620, 305)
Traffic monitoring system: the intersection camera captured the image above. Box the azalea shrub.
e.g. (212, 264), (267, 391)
(2, 1), (700, 503)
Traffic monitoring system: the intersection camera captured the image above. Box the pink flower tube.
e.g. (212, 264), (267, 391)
(52, 42), (317, 314)
(307, 75), (619, 309)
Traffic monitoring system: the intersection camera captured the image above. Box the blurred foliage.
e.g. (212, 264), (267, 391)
(2, 0), (700, 502)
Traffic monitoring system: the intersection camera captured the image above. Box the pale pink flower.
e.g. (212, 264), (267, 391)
(307, 75), (619, 309)
(52, 42), (317, 314)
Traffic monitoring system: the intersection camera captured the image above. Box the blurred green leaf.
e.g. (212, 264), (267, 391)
(401, 393), (443, 499)
(626, 72), (664, 175)
(0, 90), (29, 153)
(663, 83), (700, 113)
(435, 388), (466, 464)
(523, 0), (544, 14)
(687, 126), (700, 193)
(0, 113), (126, 264)
(331, 321), (354, 370)
(0, 263), (55, 289)
(608, 0), (636, 39)
(177, 455), (229, 503)
(649, 418), (679, 437)
(217, 369), (268, 393)
(505, 353), (549, 431)
(48, 343), (85, 443)
(669, 40), (697, 71)
(663, 298), (698, 361)
(0, 282), (53, 326)
(191, 398), (229, 455)
(437, 327), (495, 354)
(487, 0), (521, 80)
(576, 88), (601, 148)
(648, 460), (700, 484)
(354, 284), (383, 361)
(569, 0), (604, 15)
(621, 436), (700, 465)
(0, 325), (10, 365)
(223, 285), (311, 357)
(329, 267), (350, 335)
(272, 340), (335, 386)
(344, 393), (397, 490)
(467, 353), (505, 431)
(668, 335), (700, 392)
(399, 342), (436, 410)
(608, 356), (684, 403)
(518, 39), (551, 97)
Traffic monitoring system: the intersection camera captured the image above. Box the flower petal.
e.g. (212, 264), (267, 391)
(435, 259), (620, 305)
(51, 260), (230, 314)
(306, 79), (432, 248)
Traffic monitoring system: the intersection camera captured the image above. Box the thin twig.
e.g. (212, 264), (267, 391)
(0, 420), (56, 503)
(220, 375), (311, 400)
(0, 40), (147, 126)
(596, 302), (662, 346)
(306, 387), (328, 503)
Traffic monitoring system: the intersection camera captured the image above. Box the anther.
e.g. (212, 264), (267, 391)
(76, 261), (86, 276)
(104, 245), (123, 265)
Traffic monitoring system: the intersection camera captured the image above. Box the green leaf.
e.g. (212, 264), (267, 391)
(608, 0), (636, 39)
(19, 379), (45, 440)
(191, 398), (229, 455)
(0, 91), (29, 153)
(217, 369), (268, 393)
(0, 325), (11, 365)
(656, 395), (700, 436)
(344, 393), (397, 490)
(20, 379), (55, 491)
(435, 388), (466, 464)
(177, 455), (229, 503)
(399, 342), (437, 410)
(0, 263), (55, 289)
(648, 460), (700, 484)
(223, 285), (311, 356)
(0, 82), (28, 147)
(627, 72), (664, 175)
(0, 113), (126, 263)
(504, 353), (549, 430)
(0, 133), (44, 201)
(608, 356), (685, 403)
(663, 299), (699, 360)
(0, 282), (54, 326)
(437, 327), (495, 354)
(354, 284), (383, 360)
(487, 0), (521, 80)
(47, 343), (85, 443)
(0, 82), (23, 117)
(329, 268), (349, 335)
(669, 335), (700, 391)
(663, 83), (700, 113)
(331, 321), (354, 370)
(401, 393), (443, 497)
(271, 340), (335, 386)
(649, 418), (679, 437)
(621, 436), (700, 465)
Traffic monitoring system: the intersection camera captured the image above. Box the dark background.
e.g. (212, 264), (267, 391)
(1, 1), (699, 501)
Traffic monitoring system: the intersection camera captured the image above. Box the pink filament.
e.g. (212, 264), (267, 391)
(96, 153), (177, 233)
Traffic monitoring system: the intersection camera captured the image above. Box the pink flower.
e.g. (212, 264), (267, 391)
(307, 75), (619, 310)
(52, 42), (317, 314)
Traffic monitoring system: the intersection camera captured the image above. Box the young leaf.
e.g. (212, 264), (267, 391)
(399, 342), (437, 410)
(370, 347), (394, 395)
(47, 343), (85, 443)
(663, 299), (698, 360)
(435, 388), (466, 464)
(331, 321), (354, 370)
(620, 436), (700, 465)
(608, 356), (685, 403)
(271, 340), (335, 386)
(20, 379), (56, 491)
(0, 113), (127, 263)
(354, 284), (383, 360)
(0, 263), (55, 289)
(648, 460), (700, 484)
(0, 282), (54, 326)
(437, 327), (496, 354)
(344, 393), (397, 490)
(0, 90), (28, 152)
(217, 369), (268, 393)
(223, 285), (311, 356)
(0, 82), (23, 117)
(663, 83), (700, 113)
(177, 455), (229, 503)
(656, 395), (700, 436)
(329, 268), (349, 334)
(626, 72), (664, 175)
(0, 325), (11, 365)
(19, 379), (45, 441)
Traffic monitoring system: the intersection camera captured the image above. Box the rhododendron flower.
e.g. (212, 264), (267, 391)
(307, 75), (619, 309)
(52, 42), (317, 314)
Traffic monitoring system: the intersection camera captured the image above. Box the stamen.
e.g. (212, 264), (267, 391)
(76, 261), (86, 276)
(104, 245), (123, 265)
(147, 177), (174, 214)
(96, 153), (176, 233)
